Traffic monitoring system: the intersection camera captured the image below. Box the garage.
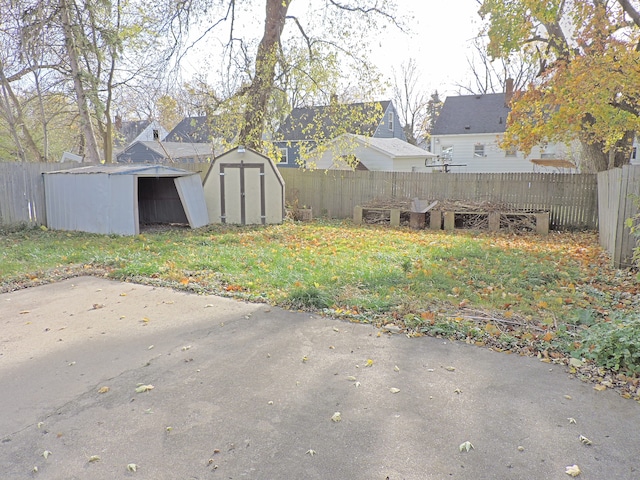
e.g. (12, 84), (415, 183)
(43, 164), (209, 235)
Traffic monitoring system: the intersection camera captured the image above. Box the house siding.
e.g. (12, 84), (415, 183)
(372, 104), (406, 141)
(430, 133), (580, 173)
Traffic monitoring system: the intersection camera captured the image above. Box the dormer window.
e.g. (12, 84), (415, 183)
(388, 112), (394, 132)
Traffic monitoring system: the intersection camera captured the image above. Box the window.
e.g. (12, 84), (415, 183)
(388, 112), (394, 132)
(441, 145), (453, 161)
(632, 147), (637, 160)
(279, 148), (288, 164)
(505, 146), (517, 157)
(474, 144), (485, 158)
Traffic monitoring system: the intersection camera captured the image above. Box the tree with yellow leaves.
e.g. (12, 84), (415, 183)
(479, 0), (640, 172)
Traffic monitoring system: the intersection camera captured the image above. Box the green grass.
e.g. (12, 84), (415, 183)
(2, 220), (639, 376)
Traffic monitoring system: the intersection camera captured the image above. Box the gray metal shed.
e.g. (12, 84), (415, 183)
(43, 164), (209, 235)
(203, 147), (285, 225)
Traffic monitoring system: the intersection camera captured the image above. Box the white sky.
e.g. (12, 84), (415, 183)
(371, 0), (483, 97)
(181, 0), (482, 100)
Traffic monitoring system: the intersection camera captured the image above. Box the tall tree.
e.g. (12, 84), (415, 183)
(457, 37), (538, 95)
(391, 59), (429, 145)
(479, 0), (640, 172)
(199, 0), (400, 151)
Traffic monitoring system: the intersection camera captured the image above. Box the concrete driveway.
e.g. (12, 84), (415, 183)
(1, 277), (638, 479)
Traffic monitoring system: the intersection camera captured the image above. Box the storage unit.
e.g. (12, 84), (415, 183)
(43, 164), (209, 235)
(203, 147), (285, 225)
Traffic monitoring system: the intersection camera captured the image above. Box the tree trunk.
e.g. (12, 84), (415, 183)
(60, 0), (101, 163)
(579, 132), (634, 172)
(0, 62), (44, 162)
(238, 0), (291, 150)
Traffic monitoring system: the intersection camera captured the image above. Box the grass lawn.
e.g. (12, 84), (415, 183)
(2, 220), (640, 391)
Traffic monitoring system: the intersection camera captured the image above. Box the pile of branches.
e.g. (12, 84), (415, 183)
(361, 197), (412, 224)
(436, 199), (545, 232)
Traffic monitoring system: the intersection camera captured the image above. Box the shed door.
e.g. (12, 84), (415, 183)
(174, 175), (209, 228)
(220, 161), (265, 225)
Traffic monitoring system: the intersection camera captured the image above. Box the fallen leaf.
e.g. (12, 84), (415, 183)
(333, 327), (340, 332)
(364, 359), (374, 367)
(97, 386), (110, 394)
(302, 356), (309, 363)
(517, 446), (525, 452)
(394, 365), (400, 372)
(33, 466), (38, 472)
(135, 384), (154, 393)
(579, 435), (592, 446)
(88, 455), (101, 463)
(564, 395), (572, 400)
(268, 401), (274, 405)
(459, 441), (474, 452)
(306, 449), (317, 456)
(445, 366), (456, 372)
(568, 417), (577, 424)
(346, 376), (357, 381)
(19, 310), (30, 314)
(91, 304), (105, 310)
(454, 388), (463, 394)
(331, 412), (341, 422)
(43, 450), (52, 459)
(181, 345), (191, 351)
(593, 384), (607, 392)
(127, 463), (138, 472)
(389, 387), (400, 394)
(37, 422), (44, 429)
(565, 464), (581, 476)
(329, 345), (335, 349)
(354, 381), (361, 388)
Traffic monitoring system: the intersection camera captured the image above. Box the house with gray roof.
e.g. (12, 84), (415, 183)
(116, 141), (214, 164)
(431, 84), (580, 173)
(165, 115), (239, 146)
(274, 100), (406, 167)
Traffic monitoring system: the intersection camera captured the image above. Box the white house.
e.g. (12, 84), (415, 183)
(431, 83), (581, 173)
(312, 134), (437, 172)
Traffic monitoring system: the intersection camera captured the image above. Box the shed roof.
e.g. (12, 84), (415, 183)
(43, 164), (197, 176)
(432, 93), (510, 136)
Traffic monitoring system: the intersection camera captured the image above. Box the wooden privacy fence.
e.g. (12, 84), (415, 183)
(0, 162), (84, 227)
(279, 169), (599, 230)
(597, 165), (640, 268)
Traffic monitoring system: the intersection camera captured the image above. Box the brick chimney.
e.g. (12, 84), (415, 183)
(505, 78), (514, 106)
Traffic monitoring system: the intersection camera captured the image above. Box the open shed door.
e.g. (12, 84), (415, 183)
(174, 175), (209, 228)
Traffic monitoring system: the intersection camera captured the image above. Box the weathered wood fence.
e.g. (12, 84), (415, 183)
(0, 162), (84, 227)
(279, 169), (599, 230)
(597, 165), (640, 268)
